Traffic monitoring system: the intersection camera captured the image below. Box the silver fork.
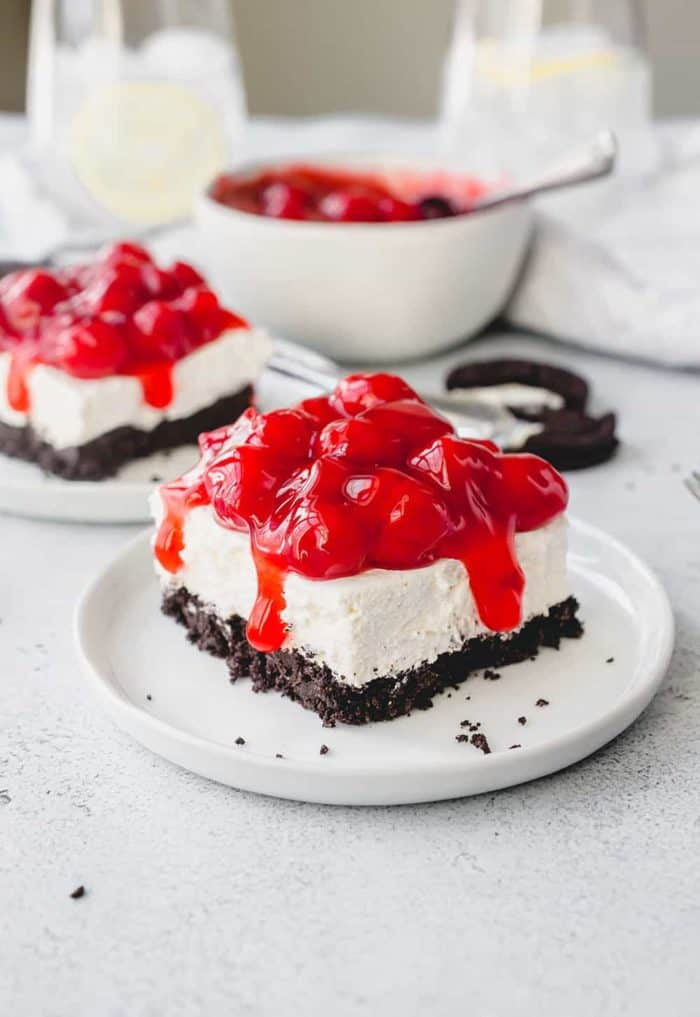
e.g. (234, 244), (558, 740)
(684, 471), (700, 501)
(268, 341), (542, 449)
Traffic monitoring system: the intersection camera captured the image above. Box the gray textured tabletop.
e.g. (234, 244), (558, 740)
(2, 332), (699, 1017)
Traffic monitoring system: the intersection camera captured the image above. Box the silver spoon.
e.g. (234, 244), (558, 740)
(467, 130), (617, 213)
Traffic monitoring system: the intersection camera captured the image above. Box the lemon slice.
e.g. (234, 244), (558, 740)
(70, 80), (227, 225)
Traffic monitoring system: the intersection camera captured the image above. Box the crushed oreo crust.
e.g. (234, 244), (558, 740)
(162, 588), (582, 726)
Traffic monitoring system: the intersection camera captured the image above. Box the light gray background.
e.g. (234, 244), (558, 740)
(0, 0), (698, 118)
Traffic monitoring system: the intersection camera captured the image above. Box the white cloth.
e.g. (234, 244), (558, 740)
(506, 122), (700, 368)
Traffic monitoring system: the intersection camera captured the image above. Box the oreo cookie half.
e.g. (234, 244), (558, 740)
(522, 409), (618, 470)
(446, 358), (589, 418)
(445, 357), (618, 470)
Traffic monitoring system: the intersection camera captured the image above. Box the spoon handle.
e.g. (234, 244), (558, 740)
(471, 130), (617, 212)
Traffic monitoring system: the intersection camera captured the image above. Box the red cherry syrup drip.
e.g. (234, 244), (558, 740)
(155, 374), (569, 654)
(7, 351), (35, 412)
(133, 363), (175, 409)
(154, 478), (209, 573)
(247, 544), (288, 652)
(0, 244), (247, 414)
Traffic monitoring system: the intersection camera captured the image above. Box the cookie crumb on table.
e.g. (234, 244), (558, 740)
(471, 732), (491, 755)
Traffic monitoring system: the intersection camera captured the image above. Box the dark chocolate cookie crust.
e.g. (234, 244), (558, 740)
(0, 384), (252, 480)
(162, 586), (583, 726)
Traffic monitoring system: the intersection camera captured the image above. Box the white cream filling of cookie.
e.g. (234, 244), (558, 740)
(0, 327), (272, 449)
(449, 382), (564, 414)
(152, 494), (570, 686)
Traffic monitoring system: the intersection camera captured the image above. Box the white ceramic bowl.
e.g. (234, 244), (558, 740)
(195, 156), (533, 364)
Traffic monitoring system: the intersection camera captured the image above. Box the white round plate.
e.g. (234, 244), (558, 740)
(75, 519), (673, 806)
(0, 444), (200, 523)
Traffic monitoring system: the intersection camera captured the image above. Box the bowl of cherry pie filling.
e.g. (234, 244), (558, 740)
(196, 156), (532, 363)
(0, 243), (271, 481)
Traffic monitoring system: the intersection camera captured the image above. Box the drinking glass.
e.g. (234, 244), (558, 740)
(26, 0), (247, 230)
(440, 0), (651, 171)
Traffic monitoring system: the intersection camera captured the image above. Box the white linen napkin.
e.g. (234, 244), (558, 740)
(505, 123), (700, 368)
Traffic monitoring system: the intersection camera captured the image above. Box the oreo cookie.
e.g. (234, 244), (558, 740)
(445, 357), (618, 470)
(446, 358), (588, 417)
(521, 409), (618, 470)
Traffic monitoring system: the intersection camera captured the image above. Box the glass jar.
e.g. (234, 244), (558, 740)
(26, 0), (247, 230)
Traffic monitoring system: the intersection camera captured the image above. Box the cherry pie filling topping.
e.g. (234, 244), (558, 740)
(211, 164), (491, 223)
(0, 242), (248, 413)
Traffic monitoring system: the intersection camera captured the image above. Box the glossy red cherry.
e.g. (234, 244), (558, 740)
(1, 270), (68, 329)
(408, 434), (498, 501)
(362, 399), (453, 456)
(319, 190), (382, 223)
(378, 197), (420, 222)
(78, 263), (144, 316)
(298, 396), (339, 429)
(45, 317), (128, 378)
(131, 301), (192, 361)
(141, 264), (182, 300)
(100, 241), (152, 268)
(170, 261), (205, 290)
(367, 469), (451, 568)
(316, 416), (403, 467)
(205, 444), (287, 530)
(261, 182), (309, 220)
(283, 498), (366, 578)
(329, 372), (423, 417)
(175, 286), (230, 344)
(500, 453), (569, 531)
(292, 456), (352, 501)
(246, 408), (317, 459)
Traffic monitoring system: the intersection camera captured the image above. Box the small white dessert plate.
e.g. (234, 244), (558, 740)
(0, 445), (200, 524)
(75, 518), (673, 806)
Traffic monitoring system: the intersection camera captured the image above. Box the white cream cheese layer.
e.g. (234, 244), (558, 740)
(152, 493), (569, 686)
(0, 327), (272, 449)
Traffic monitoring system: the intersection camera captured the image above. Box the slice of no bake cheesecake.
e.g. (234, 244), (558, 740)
(152, 372), (582, 725)
(0, 242), (271, 479)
